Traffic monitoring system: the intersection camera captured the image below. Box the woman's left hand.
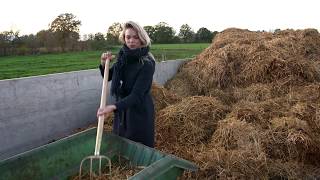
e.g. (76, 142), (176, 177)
(97, 105), (117, 117)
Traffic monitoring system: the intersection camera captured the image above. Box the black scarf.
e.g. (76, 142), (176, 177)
(111, 44), (149, 97)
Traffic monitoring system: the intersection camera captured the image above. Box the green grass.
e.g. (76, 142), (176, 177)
(151, 43), (209, 61)
(0, 43), (209, 80)
(151, 43), (209, 49)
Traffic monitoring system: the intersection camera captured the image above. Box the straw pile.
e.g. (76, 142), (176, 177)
(180, 28), (320, 94)
(165, 70), (199, 97)
(151, 81), (182, 111)
(154, 28), (320, 179)
(193, 118), (268, 179)
(156, 96), (230, 160)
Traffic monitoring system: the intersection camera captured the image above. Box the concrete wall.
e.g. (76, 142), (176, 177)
(0, 59), (187, 160)
(153, 59), (187, 85)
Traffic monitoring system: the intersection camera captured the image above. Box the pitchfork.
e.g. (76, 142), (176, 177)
(79, 53), (112, 179)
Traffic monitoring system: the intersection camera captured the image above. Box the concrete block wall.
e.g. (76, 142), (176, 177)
(0, 59), (187, 160)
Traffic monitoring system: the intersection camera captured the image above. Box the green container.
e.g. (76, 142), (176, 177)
(0, 128), (197, 180)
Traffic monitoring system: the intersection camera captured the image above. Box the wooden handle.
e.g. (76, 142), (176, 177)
(94, 60), (110, 156)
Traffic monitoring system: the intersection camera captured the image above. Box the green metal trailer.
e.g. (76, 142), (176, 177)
(0, 128), (197, 180)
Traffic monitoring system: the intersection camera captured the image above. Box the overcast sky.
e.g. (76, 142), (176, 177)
(1, 0), (319, 36)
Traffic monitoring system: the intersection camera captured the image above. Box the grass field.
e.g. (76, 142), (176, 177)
(0, 43), (209, 80)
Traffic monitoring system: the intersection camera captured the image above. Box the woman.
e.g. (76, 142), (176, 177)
(97, 21), (155, 147)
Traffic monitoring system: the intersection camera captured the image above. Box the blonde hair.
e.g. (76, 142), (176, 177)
(119, 21), (151, 47)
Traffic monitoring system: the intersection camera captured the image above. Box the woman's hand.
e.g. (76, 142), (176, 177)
(97, 105), (117, 118)
(100, 51), (113, 66)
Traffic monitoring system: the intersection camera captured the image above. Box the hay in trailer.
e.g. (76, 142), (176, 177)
(158, 28), (320, 179)
(164, 69), (199, 97)
(263, 116), (314, 162)
(209, 118), (264, 150)
(206, 87), (236, 105)
(179, 113), (320, 179)
(267, 160), (320, 179)
(175, 28), (320, 94)
(211, 28), (268, 49)
(227, 98), (292, 129)
(155, 96), (230, 159)
(193, 147), (268, 179)
(192, 118), (268, 179)
(285, 82), (320, 103)
(231, 91), (272, 128)
(231, 82), (320, 103)
(151, 81), (181, 112)
(289, 102), (320, 164)
(278, 28), (320, 59)
(232, 83), (274, 102)
(103, 114), (114, 132)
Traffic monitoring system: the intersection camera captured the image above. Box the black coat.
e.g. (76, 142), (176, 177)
(99, 55), (155, 147)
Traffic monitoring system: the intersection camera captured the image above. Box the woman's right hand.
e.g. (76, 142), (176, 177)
(97, 105), (117, 118)
(100, 51), (113, 66)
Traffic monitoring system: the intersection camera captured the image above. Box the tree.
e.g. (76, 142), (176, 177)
(15, 34), (38, 55)
(106, 22), (122, 45)
(65, 31), (80, 51)
(178, 24), (195, 43)
(195, 27), (214, 43)
(90, 32), (107, 50)
(153, 22), (176, 44)
(22, 34), (38, 54)
(36, 30), (58, 53)
(93, 33), (105, 41)
(212, 31), (218, 41)
(49, 13), (81, 51)
(0, 31), (21, 56)
(143, 26), (155, 42)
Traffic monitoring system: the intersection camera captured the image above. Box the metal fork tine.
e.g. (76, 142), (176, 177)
(90, 158), (93, 179)
(79, 155), (112, 179)
(99, 158), (102, 176)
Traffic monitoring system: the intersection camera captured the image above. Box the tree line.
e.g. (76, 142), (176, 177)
(0, 13), (218, 56)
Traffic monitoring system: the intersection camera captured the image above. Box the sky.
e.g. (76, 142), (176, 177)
(1, 0), (319, 36)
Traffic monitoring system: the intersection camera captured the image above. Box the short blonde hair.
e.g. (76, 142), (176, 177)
(119, 21), (151, 47)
